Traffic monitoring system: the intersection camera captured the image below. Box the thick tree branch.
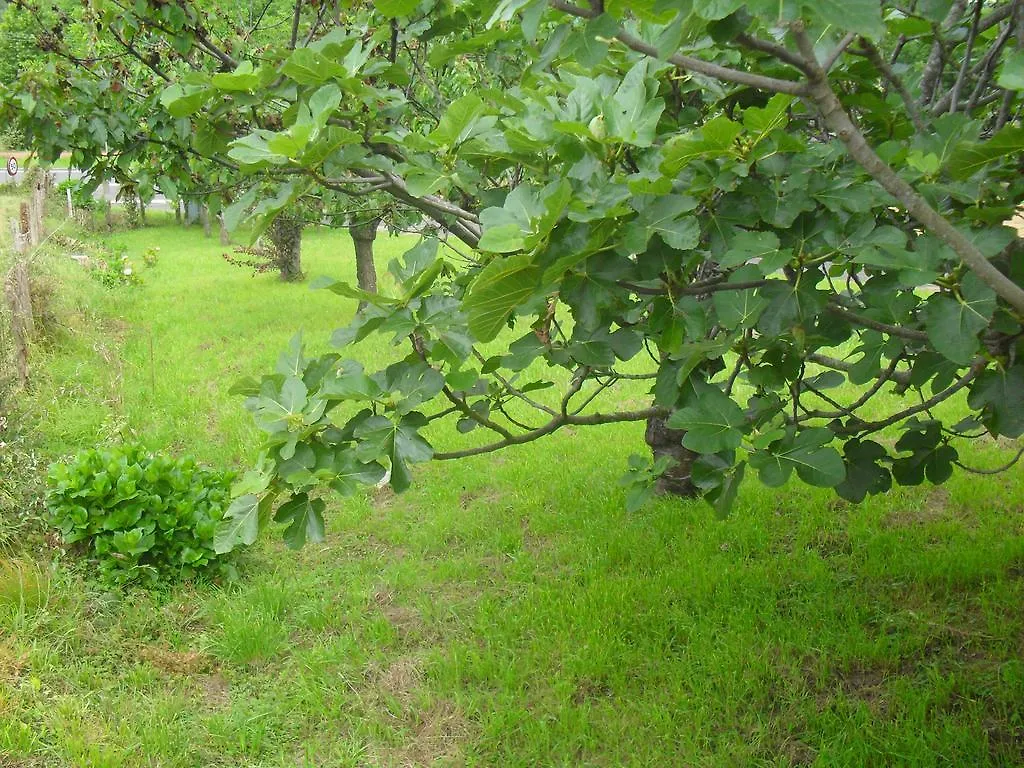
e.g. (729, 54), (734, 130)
(793, 24), (1024, 315)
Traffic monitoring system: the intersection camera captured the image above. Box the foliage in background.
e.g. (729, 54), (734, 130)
(46, 444), (237, 586)
(3, 0), (1023, 555)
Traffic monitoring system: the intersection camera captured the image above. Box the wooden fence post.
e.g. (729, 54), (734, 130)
(4, 261), (33, 388)
(27, 176), (45, 247)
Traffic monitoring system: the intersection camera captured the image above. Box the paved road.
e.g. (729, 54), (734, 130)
(2, 164), (171, 210)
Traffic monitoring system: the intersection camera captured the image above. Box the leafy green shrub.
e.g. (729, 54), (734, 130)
(54, 178), (97, 211)
(142, 246), (160, 267)
(46, 445), (237, 586)
(92, 248), (140, 288)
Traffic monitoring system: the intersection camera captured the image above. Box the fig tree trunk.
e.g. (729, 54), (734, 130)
(268, 213), (303, 282)
(218, 213), (231, 245)
(644, 411), (698, 498)
(348, 216), (380, 311)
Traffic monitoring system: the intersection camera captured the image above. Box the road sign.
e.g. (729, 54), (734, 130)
(5, 157), (17, 177)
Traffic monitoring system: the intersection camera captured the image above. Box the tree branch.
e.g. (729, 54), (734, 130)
(807, 352), (912, 388)
(735, 33), (811, 73)
(825, 303), (929, 341)
(433, 407), (663, 460)
(853, 39), (926, 131)
(823, 33), (857, 73)
(289, 0), (302, 49)
(848, 359), (986, 434)
(548, 0), (807, 95)
(919, 0), (969, 105)
(948, 0), (984, 113)
(792, 23), (1024, 315)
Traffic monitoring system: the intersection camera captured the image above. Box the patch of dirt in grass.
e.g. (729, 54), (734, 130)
(373, 484), (396, 510)
(197, 672), (231, 707)
(370, 655), (423, 704)
(0, 641), (28, 682)
(833, 663), (891, 713)
(983, 721), (1024, 765)
(138, 645), (210, 675)
(374, 587), (426, 642)
(807, 528), (852, 558)
(757, 735), (817, 768)
(881, 487), (965, 529)
(385, 699), (471, 768)
(160, 599), (206, 632)
(571, 676), (613, 705)
(458, 487), (502, 509)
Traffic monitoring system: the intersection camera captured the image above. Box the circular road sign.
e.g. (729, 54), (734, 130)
(5, 157), (17, 177)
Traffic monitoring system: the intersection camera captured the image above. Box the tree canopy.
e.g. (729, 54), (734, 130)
(4, 0), (1023, 552)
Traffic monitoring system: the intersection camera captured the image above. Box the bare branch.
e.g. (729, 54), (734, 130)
(825, 303), (929, 342)
(920, 0), (970, 105)
(289, 0), (302, 49)
(853, 39), (926, 131)
(848, 359), (986, 435)
(471, 350), (559, 417)
(955, 443), (1024, 474)
(949, 0), (984, 113)
(807, 352), (912, 388)
(802, 353), (906, 420)
(735, 33), (811, 73)
(823, 33), (857, 73)
(433, 407), (663, 460)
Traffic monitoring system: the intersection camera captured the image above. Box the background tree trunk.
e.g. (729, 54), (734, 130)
(200, 204), (211, 238)
(218, 213), (231, 245)
(644, 412), (698, 498)
(268, 213), (303, 282)
(348, 216), (380, 311)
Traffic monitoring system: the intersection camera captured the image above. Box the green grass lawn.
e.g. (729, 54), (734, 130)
(1, 217), (1023, 767)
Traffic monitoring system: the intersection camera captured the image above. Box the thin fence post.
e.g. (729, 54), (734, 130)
(4, 260), (33, 388)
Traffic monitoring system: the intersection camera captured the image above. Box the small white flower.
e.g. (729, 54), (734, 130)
(123, 267), (133, 276)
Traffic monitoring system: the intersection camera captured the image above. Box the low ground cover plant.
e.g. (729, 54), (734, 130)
(46, 445), (236, 586)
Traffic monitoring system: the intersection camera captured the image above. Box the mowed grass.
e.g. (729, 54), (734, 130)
(1, 217), (1024, 767)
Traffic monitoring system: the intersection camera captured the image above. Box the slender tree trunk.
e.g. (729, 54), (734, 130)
(348, 216), (380, 311)
(174, 199), (182, 225)
(200, 204), (211, 238)
(644, 411), (698, 498)
(219, 213), (231, 245)
(268, 213), (303, 282)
